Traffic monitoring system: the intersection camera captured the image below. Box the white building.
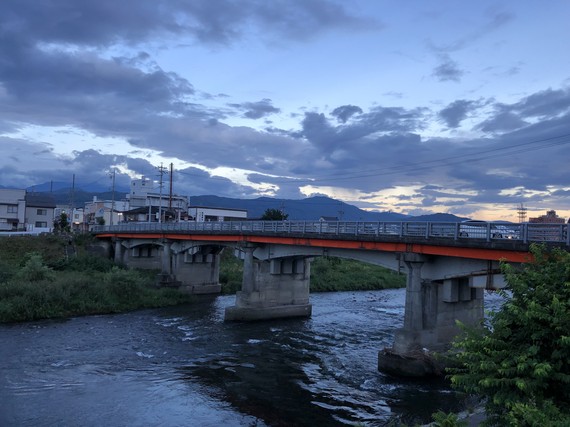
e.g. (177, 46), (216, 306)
(84, 197), (129, 229)
(25, 193), (56, 232)
(188, 206), (247, 222)
(54, 206), (86, 231)
(0, 189), (26, 231)
(126, 177), (189, 222)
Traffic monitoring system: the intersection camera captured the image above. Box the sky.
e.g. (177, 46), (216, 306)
(1, 0), (570, 222)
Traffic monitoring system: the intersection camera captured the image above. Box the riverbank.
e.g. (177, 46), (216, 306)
(0, 234), (406, 323)
(0, 234), (194, 323)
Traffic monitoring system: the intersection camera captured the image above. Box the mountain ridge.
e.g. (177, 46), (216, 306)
(8, 183), (468, 222)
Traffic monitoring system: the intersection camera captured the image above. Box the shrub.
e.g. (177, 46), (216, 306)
(449, 244), (570, 425)
(15, 253), (55, 282)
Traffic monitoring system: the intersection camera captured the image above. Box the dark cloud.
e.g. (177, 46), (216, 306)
(432, 55), (464, 82)
(1, 0), (377, 48)
(439, 99), (479, 128)
(331, 105), (363, 123)
(476, 111), (528, 133)
(476, 88), (570, 134)
(228, 99), (281, 119)
(510, 88), (570, 119)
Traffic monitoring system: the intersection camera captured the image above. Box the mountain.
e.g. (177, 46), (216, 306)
(25, 181), (129, 194)
(189, 195), (410, 221)
(408, 212), (470, 222)
(22, 185), (466, 222)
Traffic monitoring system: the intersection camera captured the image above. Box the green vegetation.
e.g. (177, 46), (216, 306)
(260, 208), (289, 220)
(219, 250), (406, 293)
(448, 244), (570, 426)
(1, 234), (406, 323)
(0, 234), (193, 323)
(430, 411), (468, 427)
(310, 256), (405, 291)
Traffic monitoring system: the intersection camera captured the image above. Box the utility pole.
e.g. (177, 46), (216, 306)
(70, 174), (75, 210)
(157, 163), (168, 223)
(169, 162), (173, 210)
(109, 169), (116, 226)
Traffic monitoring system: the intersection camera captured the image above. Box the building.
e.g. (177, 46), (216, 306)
(84, 197), (129, 229)
(529, 210), (566, 224)
(55, 206), (86, 231)
(188, 206), (247, 222)
(0, 189), (26, 231)
(126, 178), (189, 222)
(24, 193), (56, 233)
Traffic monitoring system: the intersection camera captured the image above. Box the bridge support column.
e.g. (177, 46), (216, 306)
(225, 250), (312, 321)
(379, 253), (485, 377)
(113, 239), (123, 264)
(174, 246), (222, 294)
(156, 240), (179, 287)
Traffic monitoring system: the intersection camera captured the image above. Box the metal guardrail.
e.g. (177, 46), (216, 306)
(93, 221), (570, 246)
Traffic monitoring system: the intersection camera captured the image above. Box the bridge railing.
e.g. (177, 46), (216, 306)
(93, 220), (570, 245)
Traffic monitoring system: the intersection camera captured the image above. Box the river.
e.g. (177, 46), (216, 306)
(0, 289), (502, 426)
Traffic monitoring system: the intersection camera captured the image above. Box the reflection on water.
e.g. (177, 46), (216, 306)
(0, 289), (502, 426)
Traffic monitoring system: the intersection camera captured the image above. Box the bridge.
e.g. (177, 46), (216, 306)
(93, 220), (568, 376)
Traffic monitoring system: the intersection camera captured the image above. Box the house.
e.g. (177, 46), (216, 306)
(24, 193), (56, 232)
(84, 197), (129, 229)
(0, 188), (26, 231)
(319, 216), (339, 222)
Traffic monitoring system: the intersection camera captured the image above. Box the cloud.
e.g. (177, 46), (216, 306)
(432, 54), (464, 82)
(438, 99), (480, 128)
(331, 105), (363, 123)
(1, 0), (377, 48)
(228, 99), (281, 119)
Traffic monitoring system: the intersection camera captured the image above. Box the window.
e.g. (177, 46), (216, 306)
(37, 209), (47, 216)
(7, 205), (17, 213)
(35, 221), (47, 228)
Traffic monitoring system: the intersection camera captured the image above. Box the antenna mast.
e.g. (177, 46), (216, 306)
(517, 203), (527, 223)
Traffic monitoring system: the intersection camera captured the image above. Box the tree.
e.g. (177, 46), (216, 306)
(449, 244), (570, 426)
(261, 208), (288, 221)
(53, 212), (71, 233)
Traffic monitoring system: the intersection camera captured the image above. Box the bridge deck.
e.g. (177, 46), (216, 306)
(93, 220), (569, 263)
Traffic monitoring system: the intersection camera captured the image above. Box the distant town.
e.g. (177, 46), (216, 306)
(1, 177), (567, 235)
(0, 177), (247, 234)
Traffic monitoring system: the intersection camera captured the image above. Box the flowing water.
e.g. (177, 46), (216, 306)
(0, 289), (503, 426)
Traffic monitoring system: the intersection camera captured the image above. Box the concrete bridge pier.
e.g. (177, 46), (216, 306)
(378, 253), (484, 377)
(225, 245), (312, 321)
(113, 239), (123, 264)
(174, 245), (222, 294)
(156, 240), (179, 287)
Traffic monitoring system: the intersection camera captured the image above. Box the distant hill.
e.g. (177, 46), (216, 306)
(28, 188), (127, 206)
(408, 212), (470, 222)
(22, 186), (466, 222)
(26, 181), (129, 194)
(188, 195), (408, 221)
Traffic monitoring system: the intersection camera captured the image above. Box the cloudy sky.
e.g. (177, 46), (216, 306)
(1, 0), (570, 221)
